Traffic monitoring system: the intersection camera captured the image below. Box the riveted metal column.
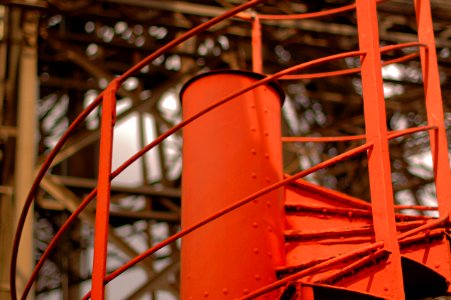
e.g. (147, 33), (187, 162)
(355, 0), (405, 299)
(414, 0), (451, 216)
(181, 70), (285, 299)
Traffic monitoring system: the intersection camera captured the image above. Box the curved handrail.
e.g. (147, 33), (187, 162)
(380, 41), (427, 53)
(279, 52), (419, 80)
(278, 42), (425, 80)
(239, 0), (389, 21)
(257, 3), (357, 21)
(12, 2), (429, 299)
(11, 0), (268, 298)
(81, 142), (374, 299)
(394, 205), (438, 211)
(11, 92), (104, 300)
(282, 125), (437, 143)
(387, 125), (437, 140)
(19, 47), (366, 300)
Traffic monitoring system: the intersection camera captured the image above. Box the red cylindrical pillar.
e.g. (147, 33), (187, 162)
(181, 70), (285, 299)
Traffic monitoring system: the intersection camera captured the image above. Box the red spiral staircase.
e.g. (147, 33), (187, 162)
(10, 0), (451, 299)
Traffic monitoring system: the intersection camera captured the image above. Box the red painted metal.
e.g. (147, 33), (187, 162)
(11, 1), (451, 299)
(91, 81), (118, 299)
(240, 242), (385, 300)
(356, 0), (404, 298)
(10, 1), (266, 299)
(247, 213), (449, 300)
(282, 125), (436, 143)
(251, 15), (263, 73)
(286, 178), (372, 209)
(414, 0), (451, 216)
(85, 142), (373, 299)
(181, 70), (285, 299)
(394, 205), (438, 211)
(279, 42), (424, 81)
(397, 213), (449, 241)
(282, 135), (367, 142)
(43, 50), (370, 299)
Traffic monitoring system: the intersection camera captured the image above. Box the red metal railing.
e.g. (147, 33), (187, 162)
(11, 1), (267, 298)
(10, 0), (450, 299)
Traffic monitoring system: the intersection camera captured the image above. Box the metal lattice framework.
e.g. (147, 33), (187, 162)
(1, 0), (451, 299)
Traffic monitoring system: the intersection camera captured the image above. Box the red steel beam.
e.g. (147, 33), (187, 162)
(355, 0), (404, 298)
(91, 81), (118, 300)
(414, 0), (451, 216)
(251, 14), (263, 73)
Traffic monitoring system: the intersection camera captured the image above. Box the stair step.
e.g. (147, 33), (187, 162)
(284, 204), (430, 236)
(280, 180), (449, 299)
(279, 250), (449, 299)
(314, 249), (390, 285)
(284, 226), (374, 242)
(318, 251), (449, 299)
(278, 248), (384, 282)
(283, 221), (433, 267)
(276, 256), (336, 279)
(285, 203), (432, 221)
(285, 204), (373, 232)
(286, 178), (372, 210)
(285, 220), (429, 242)
(285, 204), (371, 216)
(285, 203), (432, 225)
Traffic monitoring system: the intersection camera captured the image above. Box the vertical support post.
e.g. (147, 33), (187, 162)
(91, 82), (117, 300)
(251, 14), (263, 73)
(0, 5), (7, 121)
(414, 0), (451, 216)
(13, 8), (39, 300)
(355, 0), (404, 298)
(0, 5), (12, 299)
(181, 70), (285, 299)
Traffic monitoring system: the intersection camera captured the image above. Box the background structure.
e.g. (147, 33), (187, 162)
(0, 0), (450, 299)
